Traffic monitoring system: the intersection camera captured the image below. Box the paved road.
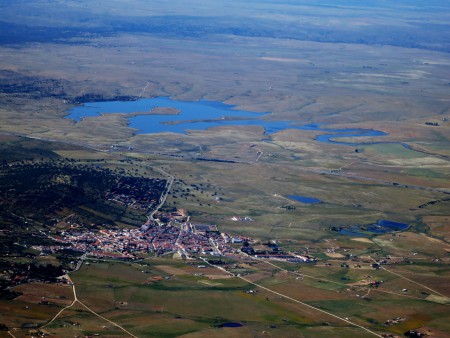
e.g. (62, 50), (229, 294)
(148, 167), (174, 222)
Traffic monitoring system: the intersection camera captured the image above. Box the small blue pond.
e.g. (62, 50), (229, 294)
(66, 97), (388, 145)
(288, 195), (322, 204)
(220, 322), (243, 328)
(340, 220), (409, 236)
(376, 220), (409, 230)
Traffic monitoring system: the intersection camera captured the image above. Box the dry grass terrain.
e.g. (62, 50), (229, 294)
(0, 1), (449, 337)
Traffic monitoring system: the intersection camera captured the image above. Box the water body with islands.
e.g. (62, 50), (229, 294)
(66, 97), (388, 145)
(67, 99), (411, 235)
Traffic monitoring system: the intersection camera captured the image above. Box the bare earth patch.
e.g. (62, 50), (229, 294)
(204, 274), (232, 280)
(325, 252), (345, 258)
(351, 237), (374, 243)
(426, 295), (450, 305)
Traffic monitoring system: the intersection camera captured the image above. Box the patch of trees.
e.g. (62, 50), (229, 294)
(0, 288), (22, 300)
(418, 198), (450, 209)
(72, 93), (136, 104)
(0, 161), (166, 225)
(108, 176), (166, 205)
(0, 260), (64, 290)
(195, 157), (238, 163)
(0, 69), (135, 104)
(0, 69), (71, 102)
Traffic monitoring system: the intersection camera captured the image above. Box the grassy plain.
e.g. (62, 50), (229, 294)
(2, 135), (449, 336)
(4, 255), (450, 337)
(1, 0), (450, 337)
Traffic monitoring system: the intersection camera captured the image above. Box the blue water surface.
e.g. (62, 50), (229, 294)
(288, 195), (322, 204)
(374, 220), (409, 231)
(339, 219), (409, 236)
(66, 97), (388, 144)
(220, 322), (243, 328)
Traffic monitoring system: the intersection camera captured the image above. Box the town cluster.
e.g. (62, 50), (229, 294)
(34, 216), (313, 263)
(34, 221), (248, 260)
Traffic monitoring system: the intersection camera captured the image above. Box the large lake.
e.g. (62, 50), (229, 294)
(66, 97), (387, 145)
